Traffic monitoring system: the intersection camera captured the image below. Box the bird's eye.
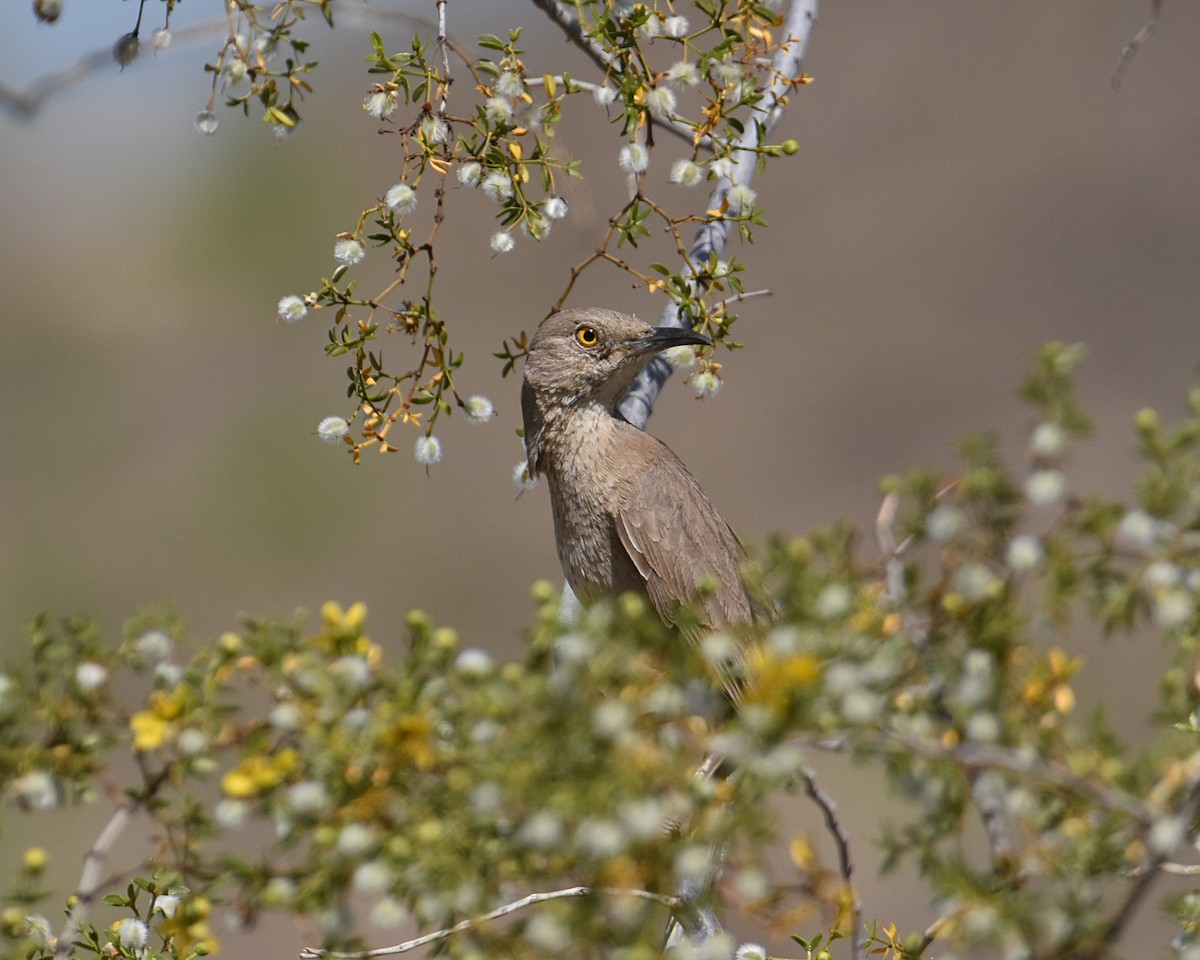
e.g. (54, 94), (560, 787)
(575, 325), (599, 347)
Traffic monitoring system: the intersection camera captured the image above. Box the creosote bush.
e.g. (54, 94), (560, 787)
(5, 346), (1200, 960)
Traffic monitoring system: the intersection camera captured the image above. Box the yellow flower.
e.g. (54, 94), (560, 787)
(221, 748), (299, 798)
(130, 711), (171, 751)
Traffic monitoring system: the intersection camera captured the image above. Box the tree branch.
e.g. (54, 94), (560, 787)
(620, 0), (820, 429)
(802, 766), (865, 960)
(299, 886), (680, 959)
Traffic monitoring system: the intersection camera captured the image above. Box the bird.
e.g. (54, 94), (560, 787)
(521, 307), (754, 634)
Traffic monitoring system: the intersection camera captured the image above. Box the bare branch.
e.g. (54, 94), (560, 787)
(802, 766), (865, 960)
(299, 886), (681, 959)
(620, 0), (820, 429)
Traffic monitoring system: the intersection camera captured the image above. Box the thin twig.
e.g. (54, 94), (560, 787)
(299, 886), (680, 959)
(53, 802), (141, 960)
(1111, 0), (1164, 90)
(801, 767), (864, 960)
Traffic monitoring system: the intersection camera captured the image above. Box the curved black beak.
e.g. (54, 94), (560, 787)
(638, 325), (711, 354)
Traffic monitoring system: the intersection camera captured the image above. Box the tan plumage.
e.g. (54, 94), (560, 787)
(522, 307), (753, 630)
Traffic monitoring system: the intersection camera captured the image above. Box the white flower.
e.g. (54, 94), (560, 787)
(618, 142), (650, 174)
(634, 15), (659, 39)
(336, 823), (377, 857)
(670, 158), (703, 187)
(666, 60), (700, 87)
(674, 844), (713, 883)
(135, 629), (172, 663)
(364, 89), (397, 119)
(926, 504), (967, 542)
(592, 700), (632, 738)
(418, 114), (449, 144)
(277, 294), (308, 323)
(464, 395), (495, 424)
(495, 71), (524, 98)
(1026, 469), (1067, 506)
(1031, 422), (1065, 458)
(269, 702), (303, 730)
(709, 156), (735, 180)
(317, 416), (349, 444)
(384, 183), (418, 215)
(815, 583), (853, 620)
(484, 96), (513, 123)
(457, 161), (482, 186)
(544, 196), (568, 220)
(1115, 508), (1165, 552)
(954, 562), (1000, 602)
(481, 171), (514, 202)
(152, 28), (172, 51)
(575, 818), (626, 857)
(1006, 534), (1044, 572)
(332, 655), (371, 688)
(12, 771), (58, 810)
(665, 344), (698, 368)
(1145, 560), (1181, 589)
(1149, 816), (1187, 855)
(352, 861), (394, 895)
(334, 238), (365, 265)
(1155, 588), (1195, 629)
(74, 662), (108, 692)
(735, 944), (767, 960)
(286, 781), (330, 816)
(263, 876), (296, 905)
(194, 110), (219, 135)
(490, 231), (516, 254)
(455, 648), (493, 675)
(214, 798), (248, 828)
(711, 58), (742, 86)
(662, 15), (690, 38)
(691, 369), (721, 397)
(417, 434), (446, 465)
(524, 912), (571, 952)
(177, 728), (208, 756)
(222, 58), (248, 89)
(370, 897), (410, 929)
(513, 460), (538, 491)
(645, 86), (677, 118)
(153, 894), (181, 919)
(726, 183), (757, 214)
(966, 711), (1001, 743)
(117, 918), (149, 950)
(593, 83), (617, 106)
(517, 810), (564, 849)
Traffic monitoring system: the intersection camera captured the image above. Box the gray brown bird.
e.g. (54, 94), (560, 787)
(521, 307), (754, 630)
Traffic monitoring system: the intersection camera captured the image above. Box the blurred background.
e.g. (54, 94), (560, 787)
(2, 0), (1199, 954)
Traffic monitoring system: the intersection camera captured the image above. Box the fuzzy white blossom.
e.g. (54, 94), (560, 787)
(352, 861), (394, 895)
(363, 89), (397, 119)
(543, 196), (569, 221)
(385, 183), (418, 215)
(1006, 534), (1044, 572)
(593, 83), (618, 105)
(1031, 422), (1066, 458)
(135, 629), (172, 662)
(815, 583), (854, 620)
(691, 369), (721, 398)
(12, 771), (57, 810)
(370, 897), (410, 929)
(634, 15), (659, 39)
(414, 435), (442, 465)
(334, 238), (365, 265)
(645, 86), (677, 118)
(1154, 588), (1195, 629)
(194, 110), (219, 135)
(457, 160), (482, 186)
(74, 662), (108, 691)
(117, 919), (149, 951)
(484, 96), (513, 123)
(418, 114), (449, 144)
(665, 344), (698, 369)
(1025, 469), (1067, 506)
(337, 823), (377, 857)
(619, 142), (650, 174)
(513, 460), (538, 491)
(662, 15), (690, 38)
(495, 71), (524, 99)
(286, 781), (330, 816)
(481, 171), (514, 202)
(926, 504), (967, 542)
(726, 183), (757, 214)
(491, 231), (516, 254)
(711, 58), (742, 86)
(317, 416), (349, 444)
(1115, 508), (1164, 552)
(277, 294), (308, 323)
(464, 395), (495, 424)
(214, 798), (249, 828)
(955, 562), (1000, 602)
(456, 648), (493, 675)
(735, 944), (768, 960)
(670, 158), (704, 187)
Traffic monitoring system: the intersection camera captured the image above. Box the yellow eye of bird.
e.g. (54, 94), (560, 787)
(575, 325), (599, 347)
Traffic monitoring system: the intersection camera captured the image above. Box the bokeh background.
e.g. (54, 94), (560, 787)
(2, 0), (1199, 955)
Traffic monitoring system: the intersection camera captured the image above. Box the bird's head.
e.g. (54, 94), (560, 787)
(523, 307), (709, 407)
(521, 307), (710, 474)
